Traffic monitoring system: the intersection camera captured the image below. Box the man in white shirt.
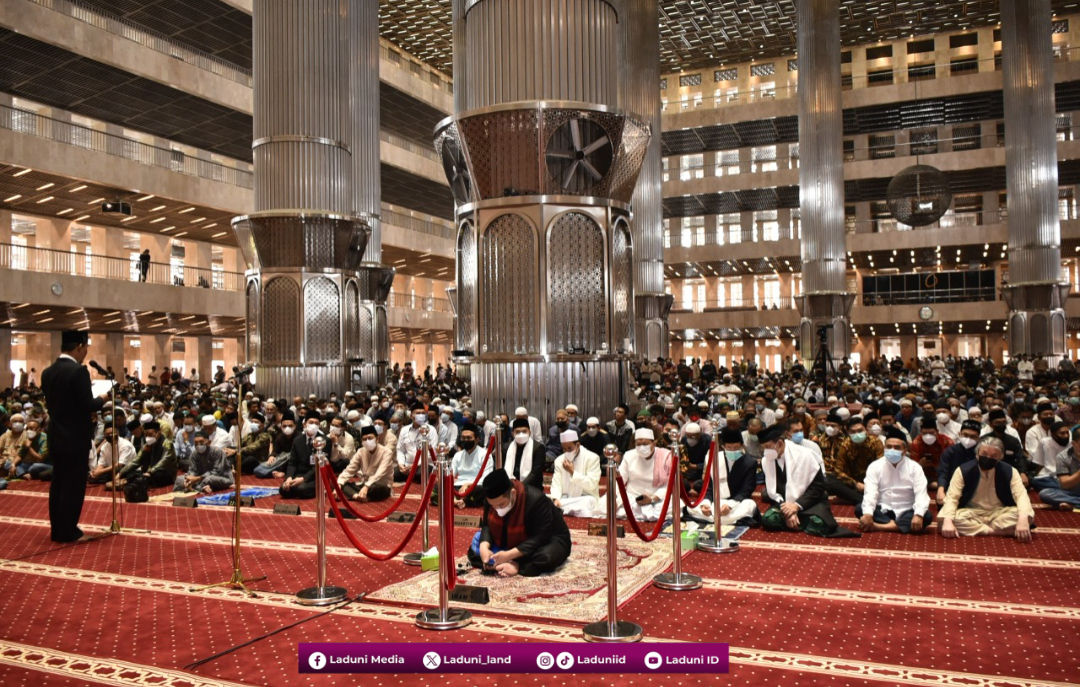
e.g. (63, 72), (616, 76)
(1029, 422), (1070, 492)
(395, 402), (437, 482)
(857, 427), (931, 534)
(1024, 403), (1059, 462)
(515, 407), (544, 444)
(327, 416), (356, 474)
(1017, 355), (1034, 382)
(599, 428), (673, 521)
(200, 414), (234, 453)
(932, 404), (962, 442)
(450, 424), (492, 507)
(549, 429), (601, 518)
(89, 427), (135, 484)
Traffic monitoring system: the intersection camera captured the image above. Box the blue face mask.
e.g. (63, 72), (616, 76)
(884, 448), (904, 464)
(791, 431), (804, 444)
(724, 449), (743, 462)
(850, 432), (867, 444)
(415, 413), (428, 426)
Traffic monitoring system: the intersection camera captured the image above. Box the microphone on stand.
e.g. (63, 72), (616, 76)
(88, 360), (113, 379)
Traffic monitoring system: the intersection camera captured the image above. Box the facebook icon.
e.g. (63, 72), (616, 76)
(308, 652), (327, 670)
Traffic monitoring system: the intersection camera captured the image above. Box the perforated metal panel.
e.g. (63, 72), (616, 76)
(646, 321), (662, 356)
(548, 212), (606, 353)
(263, 277), (300, 363)
(345, 280), (359, 359)
(1030, 313), (1049, 354)
(359, 304), (374, 360)
(246, 279), (260, 363)
(457, 220), (478, 353)
(457, 109), (541, 199)
(481, 213), (538, 355)
(304, 277), (341, 363)
(610, 117), (651, 204)
(375, 306), (388, 361)
(611, 219), (633, 352)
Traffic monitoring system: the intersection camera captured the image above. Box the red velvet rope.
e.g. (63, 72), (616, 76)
(443, 470), (456, 590)
(321, 464), (437, 561)
(453, 435), (495, 498)
(679, 441), (713, 508)
(614, 454), (678, 542)
(327, 447), (423, 522)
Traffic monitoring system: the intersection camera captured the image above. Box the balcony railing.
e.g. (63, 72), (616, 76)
(664, 226), (799, 248)
(670, 297), (795, 313)
(861, 287), (998, 306)
(380, 205), (456, 240)
(1, 104), (254, 189)
(388, 291), (453, 313)
(379, 130), (441, 163)
(661, 46), (1080, 113)
(0, 242), (244, 291)
(27, 0), (253, 86)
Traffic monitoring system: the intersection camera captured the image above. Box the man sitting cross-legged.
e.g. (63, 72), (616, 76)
(856, 427), (931, 534)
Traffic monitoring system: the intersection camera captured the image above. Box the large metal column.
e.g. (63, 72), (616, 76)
(350, 0), (395, 390)
(438, 0), (649, 427)
(233, 0), (370, 399)
(794, 0), (854, 364)
(1001, 0), (1070, 361)
(622, 0), (671, 361)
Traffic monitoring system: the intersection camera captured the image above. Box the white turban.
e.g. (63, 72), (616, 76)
(585, 416), (600, 426)
(515, 407), (528, 416)
(634, 428), (655, 441)
(684, 422), (702, 435)
(566, 404), (579, 413)
(559, 429), (579, 443)
(201, 415), (217, 426)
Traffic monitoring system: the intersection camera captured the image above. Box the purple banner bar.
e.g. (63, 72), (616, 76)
(299, 642), (729, 674)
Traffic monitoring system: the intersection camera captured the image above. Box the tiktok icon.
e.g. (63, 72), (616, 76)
(308, 652), (327, 670)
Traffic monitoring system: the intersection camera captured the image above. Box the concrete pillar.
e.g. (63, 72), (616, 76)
(196, 335), (214, 384)
(0, 331), (10, 388)
(100, 332), (125, 378)
(140, 335), (171, 382)
(1001, 0), (1070, 361)
(795, 0), (855, 371)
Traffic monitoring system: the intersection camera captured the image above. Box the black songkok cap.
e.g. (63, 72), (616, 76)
(885, 426), (908, 443)
(757, 424), (785, 444)
(461, 423), (480, 437)
(360, 425), (377, 437)
(988, 408), (1007, 422)
(720, 427), (744, 445)
(961, 420), (982, 433)
(1037, 402), (1055, 414)
(482, 469), (513, 499)
(512, 418), (530, 430)
(61, 330), (88, 347)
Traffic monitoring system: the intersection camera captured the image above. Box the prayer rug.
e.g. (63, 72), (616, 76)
(198, 487), (279, 506)
(367, 533), (678, 623)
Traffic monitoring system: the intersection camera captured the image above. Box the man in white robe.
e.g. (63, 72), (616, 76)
(549, 429), (601, 517)
(598, 428), (674, 522)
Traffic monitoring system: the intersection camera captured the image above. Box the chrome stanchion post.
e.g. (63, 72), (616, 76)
(494, 421), (504, 471)
(297, 436), (348, 606)
(653, 429), (702, 591)
(583, 446), (643, 642)
(416, 449), (472, 630)
(403, 430), (432, 566)
(698, 433), (739, 554)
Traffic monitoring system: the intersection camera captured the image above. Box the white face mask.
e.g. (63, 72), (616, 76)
(587, 427), (598, 437)
(282, 426), (295, 436)
(763, 447), (778, 461)
(959, 437), (977, 449)
(144, 436), (156, 445)
(825, 426), (839, 437)
(329, 426), (342, 437)
(494, 494), (514, 517)
(25, 430), (37, 439)
(374, 425), (384, 436)
(937, 413), (950, 425)
(305, 424), (319, 437)
(922, 433), (937, 445)
(636, 445), (653, 458)
(514, 433), (530, 445)
(868, 425), (883, 436)
(774, 409), (786, 419)
(362, 438), (377, 451)
(11, 423), (24, 433)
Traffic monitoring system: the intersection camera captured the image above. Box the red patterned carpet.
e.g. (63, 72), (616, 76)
(0, 477), (1077, 687)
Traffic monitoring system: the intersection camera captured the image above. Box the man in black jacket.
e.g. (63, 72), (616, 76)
(502, 418), (546, 489)
(686, 427), (759, 526)
(41, 331), (106, 542)
(280, 416), (325, 499)
(467, 469), (572, 577)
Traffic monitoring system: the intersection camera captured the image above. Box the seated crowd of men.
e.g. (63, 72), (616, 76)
(2, 354), (1077, 557)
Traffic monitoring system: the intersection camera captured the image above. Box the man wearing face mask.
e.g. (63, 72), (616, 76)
(254, 411), (296, 479)
(1029, 421), (1070, 492)
(372, 416), (397, 456)
(939, 437), (1034, 542)
(937, 420), (984, 507)
(174, 415), (199, 472)
(599, 428), (674, 522)
(434, 406), (458, 448)
(326, 416), (356, 474)
(831, 417), (884, 505)
(814, 412), (846, 484)
(448, 424), (492, 508)
(686, 427), (758, 527)
(1037, 425), (1080, 510)
(785, 416), (824, 468)
(89, 426), (135, 485)
(910, 413), (953, 489)
(0, 413), (28, 474)
(236, 412), (272, 474)
(395, 402), (437, 483)
(338, 425), (395, 503)
(279, 418), (325, 499)
(753, 392), (776, 427)
(115, 421), (176, 488)
(742, 417), (765, 461)
(504, 418), (546, 489)
(578, 417), (610, 461)
(175, 433), (233, 495)
(468, 469), (572, 577)
(680, 422), (711, 494)
(760, 424), (855, 538)
(11, 418), (49, 480)
(858, 427), (931, 533)
(549, 429), (601, 518)
(544, 409), (576, 463)
(200, 414), (234, 453)
(1024, 402), (1060, 463)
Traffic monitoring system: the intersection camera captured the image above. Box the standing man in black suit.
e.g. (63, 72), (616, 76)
(41, 331), (106, 542)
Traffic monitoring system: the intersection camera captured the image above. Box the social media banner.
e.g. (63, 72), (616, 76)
(300, 643), (728, 674)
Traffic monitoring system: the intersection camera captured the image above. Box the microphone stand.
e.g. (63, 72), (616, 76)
(95, 366), (148, 536)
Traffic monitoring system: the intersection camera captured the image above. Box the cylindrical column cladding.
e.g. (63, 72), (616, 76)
(796, 0), (852, 361)
(462, 0), (618, 109)
(349, 0), (393, 383)
(1003, 0), (1061, 284)
(622, 0), (663, 359)
(253, 0), (351, 214)
(1001, 0), (1069, 359)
